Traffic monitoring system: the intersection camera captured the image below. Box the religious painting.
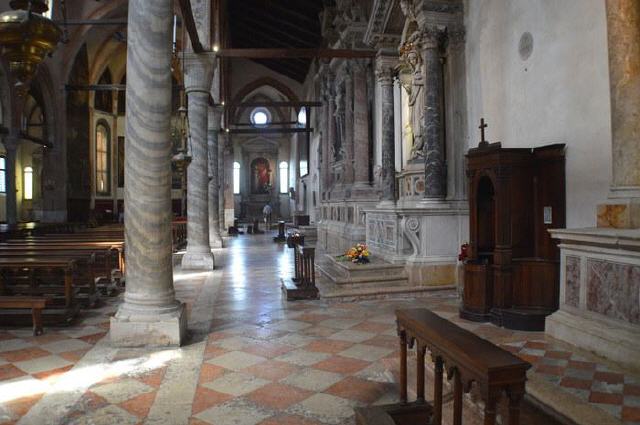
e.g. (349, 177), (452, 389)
(250, 157), (271, 194)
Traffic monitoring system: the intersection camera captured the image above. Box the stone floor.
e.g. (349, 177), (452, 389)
(0, 233), (639, 425)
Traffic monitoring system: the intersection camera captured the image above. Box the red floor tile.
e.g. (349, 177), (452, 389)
(559, 377), (593, 390)
(244, 360), (298, 381)
(137, 367), (167, 388)
(32, 365), (74, 383)
(588, 392), (623, 405)
(536, 364), (565, 376)
(191, 386), (233, 415)
(545, 350), (572, 360)
(1, 347), (51, 363)
(247, 382), (313, 409)
(622, 406), (640, 422)
(5, 393), (44, 417)
(119, 391), (157, 418)
(594, 371), (624, 385)
(567, 360), (597, 371)
(0, 364), (28, 381)
(313, 355), (371, 374)
(198, 363), (226, 385)
(325, 376), (388, 404)
(303, 339), (353, 354)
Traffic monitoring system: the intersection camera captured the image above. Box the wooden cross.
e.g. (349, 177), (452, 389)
(479, 118), (488, 147)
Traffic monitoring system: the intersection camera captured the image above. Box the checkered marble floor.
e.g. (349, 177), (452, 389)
(1, 233), (639, 425)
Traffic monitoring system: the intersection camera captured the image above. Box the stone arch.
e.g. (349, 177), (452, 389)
(230, 77), (300, 124)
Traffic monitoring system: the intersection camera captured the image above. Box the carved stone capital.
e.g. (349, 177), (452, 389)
(375, 54), (398, 85)
(420, 25), (447, 50)
(448, 26), (466, 47)
(207, 105), (223, 131)
(183, 53), (215, 94)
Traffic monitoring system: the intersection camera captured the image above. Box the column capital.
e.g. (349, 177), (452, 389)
(183, 53), (215, 95)
(448, 26), (466, 47)
(419, 25), (447, 50)
(375, 53), (398, 85)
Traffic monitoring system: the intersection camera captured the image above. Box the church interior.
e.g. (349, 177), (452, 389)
(0, 0), (638, 424)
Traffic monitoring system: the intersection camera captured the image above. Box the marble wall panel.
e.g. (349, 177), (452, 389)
(564, 255), (580, 308)
(587, 259), (640, 324)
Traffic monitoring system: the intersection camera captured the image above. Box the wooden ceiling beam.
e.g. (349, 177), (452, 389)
(234, 15), (314, 47)
(236, 12), (320, 40)
(177, 0), (204, 53)
(229, 127), (314, 134)
(218, 48), (377, 59)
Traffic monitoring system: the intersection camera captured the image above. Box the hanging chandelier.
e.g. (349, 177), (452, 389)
(0, 0), (62, 93)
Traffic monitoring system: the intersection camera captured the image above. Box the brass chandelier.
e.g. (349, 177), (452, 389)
(0, 0), (62, 93)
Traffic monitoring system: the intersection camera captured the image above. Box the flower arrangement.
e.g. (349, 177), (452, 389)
(338, 243), (370, 264)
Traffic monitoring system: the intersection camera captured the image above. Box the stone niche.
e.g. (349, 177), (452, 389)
(546, 228), (640, 370)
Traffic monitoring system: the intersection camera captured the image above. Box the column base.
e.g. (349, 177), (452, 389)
(546, 309), (640, 371)
(209, 236), (223, 249)
(110, 302), (187, 347)
(181, 250), (215, 270)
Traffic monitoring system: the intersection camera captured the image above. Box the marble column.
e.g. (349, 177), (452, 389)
(343, 66), (355, 186)
(598, 0), (640, 228)
(3, 136), (18, 225)
(422, 26), (447, 199)
(376, 56), (397, 203)
(181, 53), (214, 270)
(323, 70), (336, 196)
(353, 60), (371, 187)
(218, 130), (225, 234)
(111, 0), (186, 347)
(208, 105), (223, 248)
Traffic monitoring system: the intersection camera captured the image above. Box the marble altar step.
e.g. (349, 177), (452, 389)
(316, 254), (454, 300)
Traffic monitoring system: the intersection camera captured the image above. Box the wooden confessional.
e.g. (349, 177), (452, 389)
(460, 141), (566, 331)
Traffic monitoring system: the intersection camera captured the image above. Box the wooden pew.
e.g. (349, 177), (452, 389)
(0, 258), (81, 327)
(356, 308), (531, 425)
(0, 248), (117, 300)
(0, 296), (47, 335)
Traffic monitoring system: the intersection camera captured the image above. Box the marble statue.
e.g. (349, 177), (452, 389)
(403, 42), (425, 160)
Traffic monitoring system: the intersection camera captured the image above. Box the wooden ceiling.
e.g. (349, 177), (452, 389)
(227, 0), (326, 82)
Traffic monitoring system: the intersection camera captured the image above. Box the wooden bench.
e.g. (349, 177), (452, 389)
(0, 258), (81, 326)
(0, 296), (47, 335)
(356, 308), (531, 425)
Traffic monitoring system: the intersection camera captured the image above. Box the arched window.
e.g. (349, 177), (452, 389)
(250, 107), (270, 127)
(96, 123), (111, 195)
(95, 69), (113, 113)
(0, 156), (5, 193)
(297, 108), (307, 126)
(23, 166), (33, 200)
(43, 0), (53, 18)
(233, 162), (240, 194)
(279, 161), (288, 194)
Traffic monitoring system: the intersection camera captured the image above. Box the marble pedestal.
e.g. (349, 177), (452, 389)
(365, 201), (468, 287)
(110, 303), (187, 347)
(546, 228), (640, 370)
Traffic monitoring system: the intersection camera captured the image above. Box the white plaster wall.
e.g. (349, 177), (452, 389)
(464, 0), (612, 228)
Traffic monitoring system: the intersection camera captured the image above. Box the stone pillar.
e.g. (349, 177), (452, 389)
(3, 137), (18, 225)
(218, 130), (225, 235)
(111, 0), (186, 347)
(181, 53), (214, 270)
(343, 66), (355, 185)
(353, 60), (371, 186)
(598, 0), (640, 228)
(422, 26), (447, 199)
(208, 106), (223, 248)
(376, 55), (397, 203)
(324, 70), (336, 196)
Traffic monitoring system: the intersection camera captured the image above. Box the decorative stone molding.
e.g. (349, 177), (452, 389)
(364, 0), (400, 47)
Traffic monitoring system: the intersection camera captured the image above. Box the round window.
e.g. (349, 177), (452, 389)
(250, 108), (270, 127)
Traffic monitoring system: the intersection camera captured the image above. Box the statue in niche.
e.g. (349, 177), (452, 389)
(333, 80), (345, 162)
(400, 38), (425, 160)
(250, 157), (271, 194)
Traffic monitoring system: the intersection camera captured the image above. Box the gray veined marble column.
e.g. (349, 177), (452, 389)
(353, 60), (371, 187)
(111, 0), (186, 347)
(422, 26), (447, 199)
(343, 66), (355, 186)
(3, 136), (18, 225)
(376, 57), (397, 203)
(208, 105), (223, 248)
(181, 53), (214, 270)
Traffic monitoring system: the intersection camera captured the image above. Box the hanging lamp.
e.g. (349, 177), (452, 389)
(0, 0), (62, 94)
